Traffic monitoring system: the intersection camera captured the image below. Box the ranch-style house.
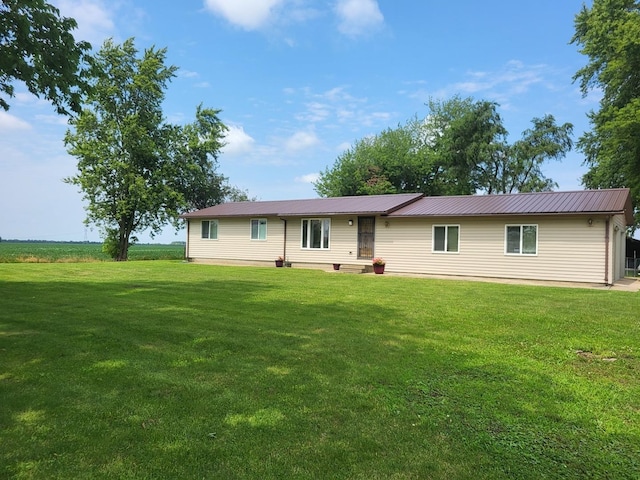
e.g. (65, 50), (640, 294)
(180, 188), (634, 285)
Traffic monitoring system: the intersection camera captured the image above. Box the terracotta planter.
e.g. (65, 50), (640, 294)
(275, 260), (284, 267)
(373, 264), (385, 274)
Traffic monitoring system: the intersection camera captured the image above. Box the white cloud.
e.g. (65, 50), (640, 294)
(408, 60), (549, 106)
(54, 0), (115, 45)
(295, 173), (320, 184)
(223, 124), (256, 156)
(577, 85), (603, 106)
(336, 141), (352, 152)
(321, 86), (356, 102)
(288, 85), (393, 133)
(203, 0), (383, 38)
(204, 0), (284, 30)
(35, 114), (70, 126)
(14, 92), (38, 104)
(362, 111), (392, 126)
(336, 108), (355, 121)
(179, 70), (199, 78)
(284, 131), (320, 152)
(335, 0), (384, 37)
(298, 101), (332, 122)
(0, 112), (31, 131)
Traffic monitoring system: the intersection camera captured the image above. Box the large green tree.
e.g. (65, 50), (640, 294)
(315, 116), (439, 197)
(0, 0), (91, 114)
(485, 114), (573, 194)
(315, 96), (573, 197)
(571, 0), (640, 226)
(425, 97), (509, 195)
(65, 38), (235, 260)
(171, 105), (253, 210)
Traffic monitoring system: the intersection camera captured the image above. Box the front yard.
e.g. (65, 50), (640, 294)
(0, 262), (638, 479)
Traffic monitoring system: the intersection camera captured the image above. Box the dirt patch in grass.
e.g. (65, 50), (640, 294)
(575, 350), (617, 362)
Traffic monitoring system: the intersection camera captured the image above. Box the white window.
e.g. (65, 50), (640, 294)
(201, 220), (218, 240)
(505, 225), (537, 255)
(251, 218), (267, 240)
(301, 219), (330, 249)
(433, 225), (459, 253)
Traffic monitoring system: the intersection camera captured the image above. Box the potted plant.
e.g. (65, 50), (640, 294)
(372, 257), (385, 274)
(275, 256), (284, 267)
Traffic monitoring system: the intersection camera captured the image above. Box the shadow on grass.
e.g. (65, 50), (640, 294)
(0, 266), (638, 479)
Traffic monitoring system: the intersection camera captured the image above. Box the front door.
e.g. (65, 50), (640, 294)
(358, 216), (375, 259)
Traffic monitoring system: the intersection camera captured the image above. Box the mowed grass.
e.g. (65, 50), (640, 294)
(0, 242), (185, 262)
(0, 262), (638, 479)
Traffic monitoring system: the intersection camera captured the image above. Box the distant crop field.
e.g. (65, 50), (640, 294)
(0, 242), (185, 262)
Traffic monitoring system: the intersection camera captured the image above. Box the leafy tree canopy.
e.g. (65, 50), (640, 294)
(571, 0), (640, 226)
(314, 96), (573, 198)
(65, 38), (244, 260)
(171, 104), (253, 210)
(0, 0), (91, 114)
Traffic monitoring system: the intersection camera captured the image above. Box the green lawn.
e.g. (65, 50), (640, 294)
(1, 262), (638, 479)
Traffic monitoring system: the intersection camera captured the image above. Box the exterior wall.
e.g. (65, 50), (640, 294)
(186, 217), (284, 263)
(187, 212), (628, 284)
(186, 215), (371, 267)
(375, 214), (618, 284)
(611, 214), (627, 282)
(282, 216), (370, 266)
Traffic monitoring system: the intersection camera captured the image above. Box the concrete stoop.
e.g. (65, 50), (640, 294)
(327, 264), (372, 274)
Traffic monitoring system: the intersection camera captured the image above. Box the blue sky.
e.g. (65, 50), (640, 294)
(0, 0), (597, 243)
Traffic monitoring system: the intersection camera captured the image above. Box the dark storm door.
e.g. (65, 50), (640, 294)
(357, 216), (375, 259)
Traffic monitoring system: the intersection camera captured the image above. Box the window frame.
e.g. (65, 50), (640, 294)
(201, 219), (219, 240)
(432, 224), (460, 253)
(505, 224), (538, 256)
(250, 218), (267, 241)
(301, 218), (331, 250)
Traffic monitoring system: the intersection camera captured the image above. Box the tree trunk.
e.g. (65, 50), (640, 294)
(115, 229), (130, 261)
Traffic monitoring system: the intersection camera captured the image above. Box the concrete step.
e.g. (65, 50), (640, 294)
(331, 264), (367, 274)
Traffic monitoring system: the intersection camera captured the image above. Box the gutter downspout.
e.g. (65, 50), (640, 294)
(185, 220), (190, 260)
(604, 216), (610, 285)
(281, 218), (287, 262)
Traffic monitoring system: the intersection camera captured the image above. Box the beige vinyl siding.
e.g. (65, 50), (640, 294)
(187, 217), (284, 261)
(283, 216), (368, 266)
(187, 212), (627, 284)
(376, 215), (614, 283)
(187, 215), (370, 266)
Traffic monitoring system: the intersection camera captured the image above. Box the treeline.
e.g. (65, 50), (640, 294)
(315, 96), (573, 198)
(0, 239), (185, 245)
(0, 239), (100, 244)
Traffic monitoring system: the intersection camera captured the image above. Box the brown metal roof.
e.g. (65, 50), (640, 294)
(388, 188), (634, 225)
(181, 189), (633, 225)
(180, 193), (424, 218)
